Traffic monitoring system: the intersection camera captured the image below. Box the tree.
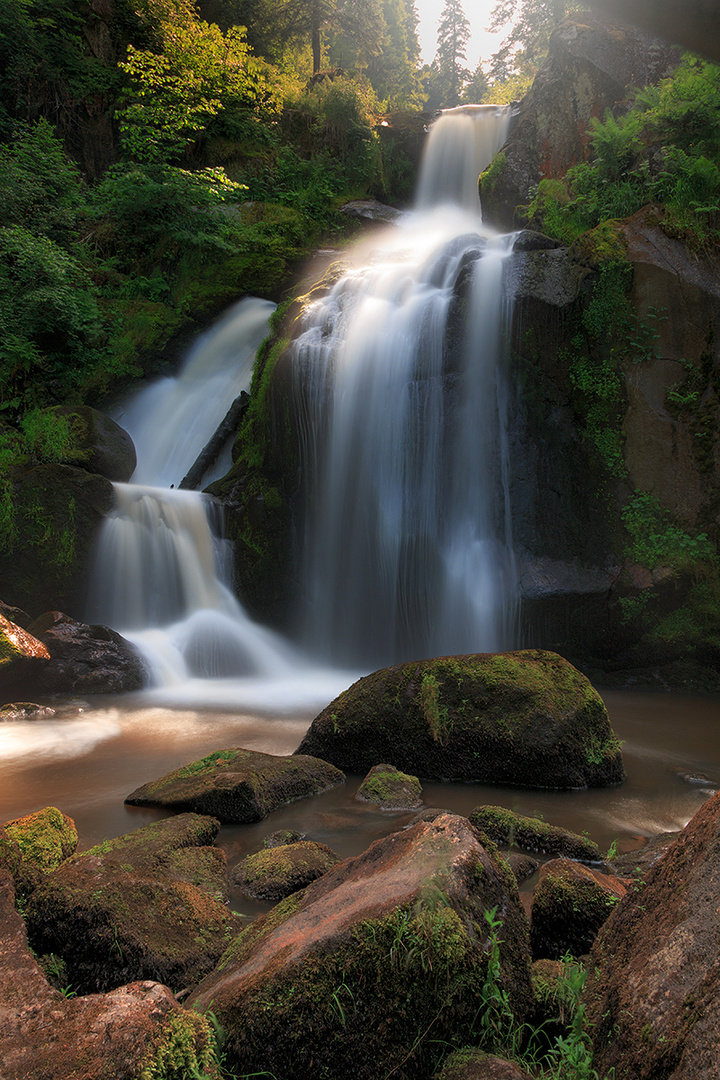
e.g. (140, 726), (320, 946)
(434, 0), (470, 107)
(247, 0), (384, 74)
(461, 60), (489, 104)
(487, 0), (588, 82)
(365, 0), (423, 107)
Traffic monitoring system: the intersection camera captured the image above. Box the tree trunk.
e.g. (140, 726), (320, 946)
(312, 25), (322, 74)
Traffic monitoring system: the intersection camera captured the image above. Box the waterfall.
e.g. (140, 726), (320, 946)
(293, 105), (518, 666)
(86, 299), (353, 709)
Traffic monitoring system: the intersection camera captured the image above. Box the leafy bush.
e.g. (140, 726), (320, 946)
(622, 492), (715, 573)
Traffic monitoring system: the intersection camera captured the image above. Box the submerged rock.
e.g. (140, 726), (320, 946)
(189, 813), (533, 1080)
(0, 870), (219, 1080)
(530, 858), (628, 960)
(232, 840), (340, 900)
(126, 747), (345, 824)
(354, 763), (423, 810)
(25, 814), (238, 994)
(585, 790), (720, 1079)
(297, 650), (624, 789)
(469, 805), (600, 861)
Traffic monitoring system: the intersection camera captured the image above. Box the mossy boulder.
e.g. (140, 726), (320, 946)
(0, 869), (220, 1080)
(436, 1048), (534, 1079)
(585, 790), (720, 1079)
(530, 858), (628, 960)
(126, 747), (345, 824)
(469, 805), (600, 862)
(190, 813), (533, 1080)
(297, 650), (624, 789)
(24, 814), (238, 995)
(3, 807), (77, 872)
(232, 840), (340, 900)
(354, 763), (423, 810)
(48, 404), (137, 482)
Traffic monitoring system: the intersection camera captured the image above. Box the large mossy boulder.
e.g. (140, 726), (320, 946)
(126, 747), (345, 823)
(0, 870), (220, 1080)
(25, 814), (238, 995)
(297, 650), (624, 789)
(584, 790), (720, 1079)
(190, 813), (533, 1080)
(48, 404), (137, 482)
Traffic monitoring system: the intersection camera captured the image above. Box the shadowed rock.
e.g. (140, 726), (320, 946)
(26, 611), (145, 694)
(530, 858), (628, 960)
(126, 747), (345, 824)
(469, 805), (600, 861)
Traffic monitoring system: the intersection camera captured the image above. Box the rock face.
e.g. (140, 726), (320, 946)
(25, 611), (145, 694)
(530, 858), (627, 959)
(0, 463), (116, 616)
(0, 870), (219, 1080)
(232, 840), (341, 900)
(190, 813), (533, 1080)
(25, 814), (239, 994)
(469, 805), (600, 862)
(480, 17), (680, 230)
(585, 791), (720, 1079)
(297, 651), (624, 789)
(354, 763), (424, 810)
(126, 747), (345, 823)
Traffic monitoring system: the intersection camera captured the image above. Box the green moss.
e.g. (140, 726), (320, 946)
(138, 1009), (221, 1080)
(4, 807), (77, 871)
(469, 806), (600, 862)
(479, 152), (507, 199)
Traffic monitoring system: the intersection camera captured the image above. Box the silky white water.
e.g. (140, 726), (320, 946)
(293, 105), (517, 665)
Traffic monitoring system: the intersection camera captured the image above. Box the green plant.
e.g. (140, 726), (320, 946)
(473, 906), (518, 1053)
(622, 491), (715, 573)
(418, 671), (450, 743)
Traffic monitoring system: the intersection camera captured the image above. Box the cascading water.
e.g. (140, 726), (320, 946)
(86, 298), (352, 709)
(292, 104), (518, 666)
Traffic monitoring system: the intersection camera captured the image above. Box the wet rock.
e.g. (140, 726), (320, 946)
(339, 199), (404, 225)
(0, 600), (30, 629)
(437, 1048), (535, 1079)
(50, 404), (137, 482)
(0, 613), (50, 702)
(509, 247), (592, 308)
(505, 852), (540, 884)
(585, 790), (720, 1079)
(25, 814), (238, 994)
(189, 813), (533, 1080)
(0, 702), (56, 722)
(297, 650), (624, 789)
(530, 858), (628, 960)
(25, 611), (145, 694)
(354, 763), (423, 810)
(605, 831), (679, 879)
(3, 807), (77, 872)
(126, 747), (345, 824)
(0, 870), (219, 1080)
(232, 840), (340, 900)
(0, 463), (116, 616)
(263, 828), (304, 848)
(469, 805), (601, 862)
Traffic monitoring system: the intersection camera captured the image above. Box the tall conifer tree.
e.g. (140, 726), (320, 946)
(434, 0), (470, 107)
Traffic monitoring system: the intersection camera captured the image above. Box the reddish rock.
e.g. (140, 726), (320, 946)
(585, 791), (720, 1079)
(190, 813), (533, 1080)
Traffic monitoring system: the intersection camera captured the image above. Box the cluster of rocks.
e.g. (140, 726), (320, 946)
(0, 649), (718, 1078)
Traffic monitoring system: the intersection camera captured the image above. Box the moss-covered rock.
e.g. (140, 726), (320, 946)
(530, 858), (628, 960)
(297, 650), (624, 789)
(469, 805), (600, 861)
(3, 807), (77, 872)
(436, 1048), (534, 1079)
(126, 747), (345, 824)
(232, 840), (340, 900)
(354, 763), (423, 810)
(48, 404), (137, 482)
(190, 813), (533, 1080)
(24, 814), (238, 994)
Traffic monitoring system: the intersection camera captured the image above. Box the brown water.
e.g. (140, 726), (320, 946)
(1, 689), (718, 921)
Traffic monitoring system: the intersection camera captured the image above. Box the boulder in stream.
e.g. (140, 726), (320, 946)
(297, 650), (624, 789)
(530, 858), (628, 960)
(354, 762), (423, 810)
(0, 870), (220, 1080)
(469, 805), (601, 862)
(189, 812), (533, 1080)
(232, 840), (341, 900)
(25, 813), (238, 994)
(584, 790), (720, 1079)
(25, 611), (145, 694)
(126, 747), (345, 823)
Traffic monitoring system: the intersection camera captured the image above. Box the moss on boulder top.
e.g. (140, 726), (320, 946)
(232, 840), (340, 901)
(125, 747), (345, 824)
(530, 858), (628, 960)
(297, 650), (624, 789)
(3, 807), (77, 872)
(354, 763), (423, 810)
(469, 805), (600, 862)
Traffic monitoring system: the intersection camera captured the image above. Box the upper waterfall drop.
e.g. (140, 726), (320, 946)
(292, 105), (518, 667)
